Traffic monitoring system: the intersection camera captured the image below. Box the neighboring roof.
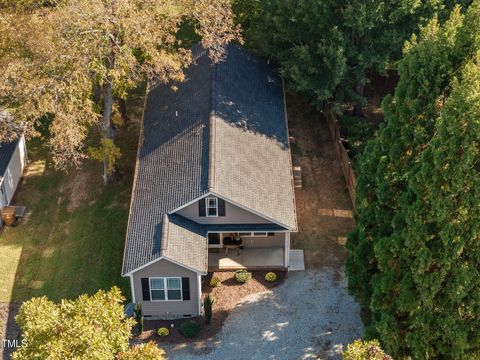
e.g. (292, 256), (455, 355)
(122, 44), (297, 275)
(0, 137), (20, 179)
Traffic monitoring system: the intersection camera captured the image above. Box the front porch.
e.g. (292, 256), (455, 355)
(208, 247), (286, 271)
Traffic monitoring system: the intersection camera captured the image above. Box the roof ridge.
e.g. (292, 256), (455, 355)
(160, 214), (170, 252)
(207, 62), (217, 191)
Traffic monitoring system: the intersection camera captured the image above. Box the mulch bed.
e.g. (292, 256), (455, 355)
(133, 271), (285, 348)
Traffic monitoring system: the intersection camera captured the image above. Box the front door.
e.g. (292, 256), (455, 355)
(207, 233), (222, 248)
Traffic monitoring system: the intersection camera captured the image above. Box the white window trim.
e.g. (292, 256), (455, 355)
(237, 232), (269, 237)
(149, 277), (183, 302)
(206, 197), (218, 217)
(252, 232), (268, 237)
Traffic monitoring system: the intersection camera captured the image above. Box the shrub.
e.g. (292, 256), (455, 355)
(210, 276), (221, 287)
(203, 295), (214, 325)
(179, 320), (200, 338)
(157, 327), (169, 337)
(134, 303), (143, 334)
(265, 272), (277, 282)
(235, 270), (252, 283)
(343, 340), (392, 360)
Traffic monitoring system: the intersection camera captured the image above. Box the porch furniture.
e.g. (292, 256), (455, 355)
(223, 236), (242, 256)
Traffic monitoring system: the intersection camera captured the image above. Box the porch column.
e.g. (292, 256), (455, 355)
(284, 232), (290, 269)
(197, 274), (202, 316)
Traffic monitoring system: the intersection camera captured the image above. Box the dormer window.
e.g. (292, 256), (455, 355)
(206, 197), (218, 217)
(198, 197), (225, 217)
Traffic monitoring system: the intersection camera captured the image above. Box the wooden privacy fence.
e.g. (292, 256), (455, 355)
(323, 107), (357, 205)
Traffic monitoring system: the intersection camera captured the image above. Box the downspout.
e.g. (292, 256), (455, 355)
(130, 275), (136, 303)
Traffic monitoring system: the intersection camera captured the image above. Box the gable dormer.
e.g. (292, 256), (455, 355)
(174, 195), (276, 225)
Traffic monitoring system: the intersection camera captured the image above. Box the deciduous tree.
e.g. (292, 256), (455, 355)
(0, 0), (240, 183)
(237, 0), (470, 113)
(117, 341), (166, 360)
(12, 287), (143, 359)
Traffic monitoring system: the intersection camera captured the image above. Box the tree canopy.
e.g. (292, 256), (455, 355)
(346, 1), (480, 358)
(12, 287), (165, 359)
(235, 0), (471, 113)
(0, 0), (240, 182)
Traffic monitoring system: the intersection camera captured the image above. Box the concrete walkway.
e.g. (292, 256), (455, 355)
(166, 270), (363, 360)
(289, 249), (305, 271)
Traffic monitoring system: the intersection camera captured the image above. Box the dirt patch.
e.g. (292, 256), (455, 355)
(134, 271), (285, 353)
(60, 164), (101, 213)
(287, 94), (356, 274)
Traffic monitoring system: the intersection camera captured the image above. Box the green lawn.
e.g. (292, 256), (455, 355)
(0, 98), (143, 303)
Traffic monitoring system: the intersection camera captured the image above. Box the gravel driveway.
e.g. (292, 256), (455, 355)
(165, 269), (363, 360)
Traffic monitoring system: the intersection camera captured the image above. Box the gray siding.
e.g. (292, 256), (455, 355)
(132, 259), (200, 319)
(0, 135), (26, 208)
(176, 197), (274, 225)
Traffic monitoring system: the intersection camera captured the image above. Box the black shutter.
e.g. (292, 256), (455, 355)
(182, 277), (190, 300)
(198, 198), (206, 217)
(141, 278), (150, 301)
(218, 199), (226, 216)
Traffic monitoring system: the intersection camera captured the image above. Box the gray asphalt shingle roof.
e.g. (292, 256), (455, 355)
(122, 44), (297, 275)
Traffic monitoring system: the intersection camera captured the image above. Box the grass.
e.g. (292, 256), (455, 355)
(0, 95), (143, 303)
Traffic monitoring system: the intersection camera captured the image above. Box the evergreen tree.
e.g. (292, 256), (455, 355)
(346, 2), (480, 358)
